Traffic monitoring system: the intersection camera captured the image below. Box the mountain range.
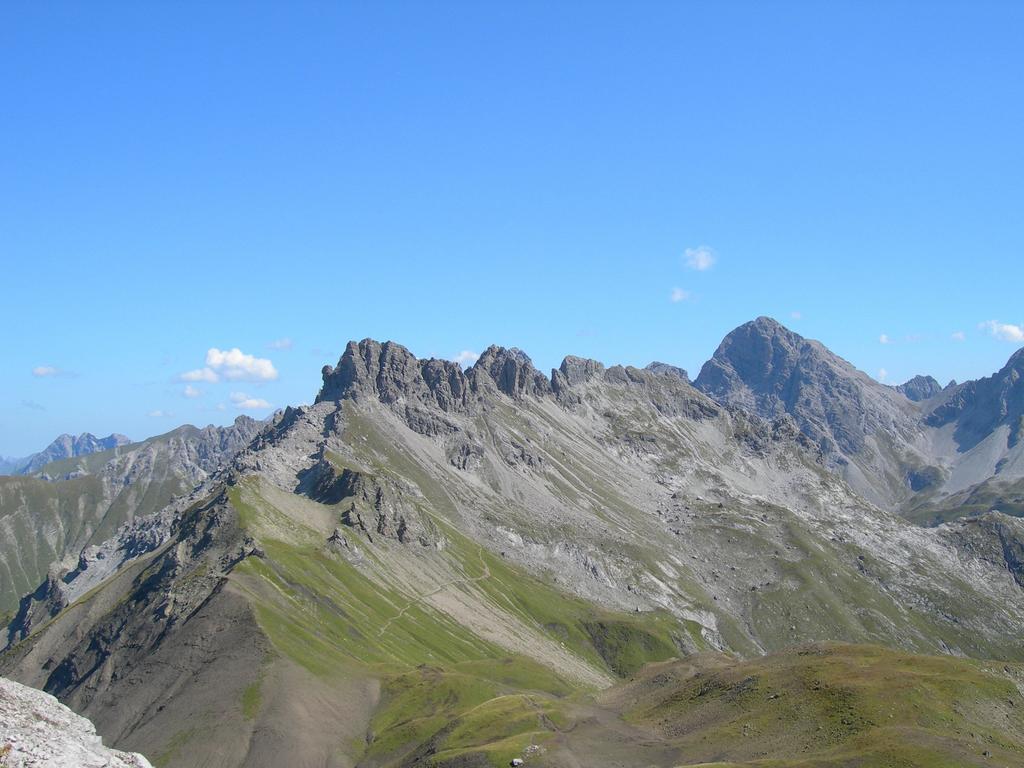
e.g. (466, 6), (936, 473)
(2, 318), (1024, 768)
(0, 432), (132, 476)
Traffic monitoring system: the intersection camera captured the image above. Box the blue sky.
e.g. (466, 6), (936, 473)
(2, 2), (1023, 456)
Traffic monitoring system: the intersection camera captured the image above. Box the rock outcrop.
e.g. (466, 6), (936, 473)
(0, 676), (152, 767)
(469, 345), (552, 399)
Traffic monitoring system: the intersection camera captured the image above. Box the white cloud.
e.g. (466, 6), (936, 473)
(207, 347), (278, 381)
(790, 311), (802, 320)
(180, 347), (278, 383)
(148, 409), (173, 418)
(452, 350), (480, 367)
(32, 366), (59, 377)
(670, 287), (691, 303)
(684, 245), (716, 271)
(230, 392), (272, 410)
(951, 331), (966, 341)
(878, 368), (888, 382)
(182, 384), (203, 398)
(267, 337), (293, 351)
(979, 320), (1024, 343)
(181, 367), (219, 383)
(879, 334), (890, 345)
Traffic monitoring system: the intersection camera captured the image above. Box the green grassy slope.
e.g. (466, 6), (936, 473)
(226, 476), (691, 767)
(541, 643), (1024, 768)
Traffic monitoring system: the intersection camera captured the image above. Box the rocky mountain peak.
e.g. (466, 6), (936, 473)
(557, 355), (606, 386)
(469, 345), (552, 399)
(694, 316), (823, 412)
(644, 361), (689, 381)
(549, 356), (606, 406)
(694, 317), (921, 508)
(316, 339), (470, 412)
(896, 375), (943, 402)
(318, 339), (421, 404)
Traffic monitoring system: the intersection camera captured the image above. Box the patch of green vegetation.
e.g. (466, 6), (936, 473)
(236, 543), (499, 676)
(579, 617), (680, 676)
(0, 473), (108, 612)
(620, 643), (1024, 767)
(905, 477), (1024, 526)
(241, 677), (262, 720)
(152, 728), (197, 768)
(364, 661), (570, 768)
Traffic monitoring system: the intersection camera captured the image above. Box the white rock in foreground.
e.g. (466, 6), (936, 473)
(0, 676), (152, 768)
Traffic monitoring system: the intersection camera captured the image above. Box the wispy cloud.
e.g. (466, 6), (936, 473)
(267, 337), (293, 351)
(148, 409), (173, 418)
(684, 245), (716, 271)
(790, 311), (802, 320)
(979, 320), (1024, 343)
(879, 334), (890, 345)
(21, 399), (45, 411)
(181, 347), (279, 383)
(951, 331), (966, 341)
(230, 392), (272, 410)
(452, 350), (480, 367)
(182, 384), (203, 398)
(878, 368), (889, 382)
(32, 365), (60, 377)
(670, 287), (691, 303)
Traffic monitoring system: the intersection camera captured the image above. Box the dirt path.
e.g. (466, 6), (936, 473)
(376, 549), (491, 637)
(535, 697), (682, 768)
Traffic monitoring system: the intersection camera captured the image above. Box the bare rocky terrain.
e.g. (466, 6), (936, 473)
(2, 319), (1024, 767)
